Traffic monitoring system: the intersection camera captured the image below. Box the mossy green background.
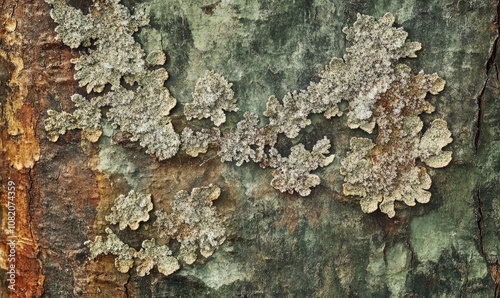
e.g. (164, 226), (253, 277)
(83, 0), (499, 297)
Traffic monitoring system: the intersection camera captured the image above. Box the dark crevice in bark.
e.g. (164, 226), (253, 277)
(124, 272), (131, 298)
(475, 186), (485, 258)
(475, 0), (500, 150)
(493, 261), (500, 298)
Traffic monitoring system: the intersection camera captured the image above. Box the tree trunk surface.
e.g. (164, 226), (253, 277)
(1, 0), (500, 297)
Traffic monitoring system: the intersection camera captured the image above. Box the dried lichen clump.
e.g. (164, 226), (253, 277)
(105, 190), (153, 230)
(268, 138), (335, 196)
(85, 229), (181, 276)
(44, 94), (102, 142)
(45, 0), (180, 160)
(184, 71), (238, 126)
(154, 185), (226, 265)
(340, 65), (452, 217)
(86, 185), (226, 276)
(135, 239), (180, 277)
(85, 228), (137, 273)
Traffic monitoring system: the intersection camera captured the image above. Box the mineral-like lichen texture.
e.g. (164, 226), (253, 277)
(155, 184), (226, 265)
(105, 190), (153, 230)
(45, 0), (180, 160)
(340, 63), (452, 218)
(85, 228), (137, 273)
(86, 185), (226, 276)
(184, 70), (238, 126)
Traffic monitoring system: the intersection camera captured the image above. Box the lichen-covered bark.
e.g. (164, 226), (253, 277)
(1, 0), (500, 297)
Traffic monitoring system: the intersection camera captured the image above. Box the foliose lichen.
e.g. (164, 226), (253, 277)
(85, 227), (136, 273)
(181, 12), (452, 212)
(268, 137), (335, 196)
(47, 0), (453, 217)
(86, 185), (225, 276)
(154, 184), (226, 265)
(85, 229), (181, 276)
(340, 64), (452, 217)
(44, 94), (102, 142)
(47, 0), (150, 93)
(45, 0), (180, 160)
(105, 190), (153, 230)
(135, 239), (180, 277)
(184, 70), (238, 126)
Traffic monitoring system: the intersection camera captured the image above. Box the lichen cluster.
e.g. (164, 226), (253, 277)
(339, 40), (452, 218)
(45, 0), (453, 218)
(184, 70), (238, 126)
(44, 0), (179, 160)
(105, 190), (153, 230)
(85, 185), (226, 276)
(154, 184), (226, 265)
(181, 13), (452, 216)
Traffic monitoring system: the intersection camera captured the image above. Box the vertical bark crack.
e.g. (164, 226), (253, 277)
(475, 186), (485, 257)
(475, 0), (500, 150)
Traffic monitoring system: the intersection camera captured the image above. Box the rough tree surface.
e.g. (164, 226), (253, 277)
(1, 0), (500, 297)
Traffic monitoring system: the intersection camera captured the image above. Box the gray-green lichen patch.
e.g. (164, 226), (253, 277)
(184, 70), (238, 126)
(105, 190), (153, 230)
(47, 0), (150, 93)
(268, 137), (335, 196)
(154, 184), (226, 265)
(85, 229), (181, 276)
(181, 12), (450, 203)
(135, 239), (180, 277)
(340, 64), (451, 218)
(86, 184), (226, 276)
(97, 80), (179, 160)
(85, 227), (137, 273)
(45, 0), (180, 160)
(44, 94), (102, 142)
(342, 12), (422, 132)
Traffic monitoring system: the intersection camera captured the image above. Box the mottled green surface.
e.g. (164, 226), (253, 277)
(87, 0), (499, 296)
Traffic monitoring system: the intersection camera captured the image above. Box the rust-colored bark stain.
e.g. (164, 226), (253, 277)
(0, 0), (104, 296)
(491, 263), (500, 297)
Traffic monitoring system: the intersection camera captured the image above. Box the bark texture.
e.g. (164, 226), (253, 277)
(1, 0), (500, 297)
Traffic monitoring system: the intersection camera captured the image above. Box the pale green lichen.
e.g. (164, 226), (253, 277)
(45, 0), (180, 160)
(86, 185), (225, 276)
(44, 94), (102, 142)
(154, 184), (226, 265)
(340, 64), (451, 218)
(184, 70), (238, 126)
(85, 227), (136, 273)
(105, 190), (153, 230)
(135, 239), (180, 277)
(268, 137), (335, 196)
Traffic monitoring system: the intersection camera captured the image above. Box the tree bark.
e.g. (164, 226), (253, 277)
(1, 0), (500, 297)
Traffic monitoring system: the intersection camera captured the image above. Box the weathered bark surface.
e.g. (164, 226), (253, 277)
(0, 0), (499, 297)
